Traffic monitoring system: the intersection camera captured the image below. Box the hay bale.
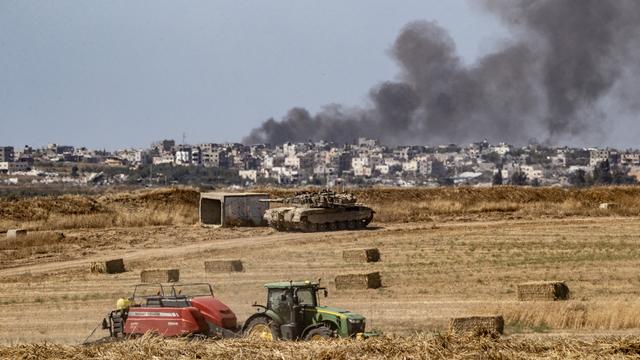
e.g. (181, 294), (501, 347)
(140, 269), (180, 283)
(204, 260), (244, 273)
(7, 229), (27, 240)
(449, 315), (504, 335)
(599, 202), (618, 210)
(342, 248), (380, 263)
(105, 259), (126, 274)
(335, 272), (382, 290)
(90, 259), (126, 274)
(517, 281), (570, 301)
(90, 262), (105, 274)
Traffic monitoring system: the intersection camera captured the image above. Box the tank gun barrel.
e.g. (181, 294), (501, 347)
(258, 198), (286, 203)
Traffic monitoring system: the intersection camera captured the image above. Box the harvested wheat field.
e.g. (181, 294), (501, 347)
(3, 187), (640, 358)
(4, 333), (640, 359)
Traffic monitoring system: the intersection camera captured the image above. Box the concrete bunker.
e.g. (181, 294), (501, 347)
(200, 192), (269, 227)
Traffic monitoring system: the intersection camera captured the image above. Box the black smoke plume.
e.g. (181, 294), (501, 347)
(244, 0), (640, 146)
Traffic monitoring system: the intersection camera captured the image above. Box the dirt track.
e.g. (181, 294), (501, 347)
(0, 217), (601, 277)
(0, 229), (311, 277)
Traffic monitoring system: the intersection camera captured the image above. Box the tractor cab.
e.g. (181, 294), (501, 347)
(102, 283), (237, 339)
(242, 280), (368, 340)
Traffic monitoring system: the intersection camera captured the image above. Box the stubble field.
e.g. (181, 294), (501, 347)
(2, 186), (640, 358)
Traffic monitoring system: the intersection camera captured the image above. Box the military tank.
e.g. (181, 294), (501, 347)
(261, 189), (374, 232)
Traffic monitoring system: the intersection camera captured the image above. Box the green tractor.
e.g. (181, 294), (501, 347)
(242, 281), (371, 340)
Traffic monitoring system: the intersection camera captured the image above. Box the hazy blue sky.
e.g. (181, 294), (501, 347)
(0, 1), (507, 150)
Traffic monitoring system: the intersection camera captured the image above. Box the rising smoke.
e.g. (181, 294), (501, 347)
(244, 0), (640, 146)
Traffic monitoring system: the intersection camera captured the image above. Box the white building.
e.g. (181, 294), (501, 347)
(550, 153), (567, 167)
(621, 152), (640, 166)
(432, 153), (454, 164)
(284, 154), (312, 169)
(402, 160), (419, 172)
(270, 166), (299, 184)
(351, 156), (370, 169)
(175, 148), (193, 165)
(375, 164), (390, 175)
(520, 165), (544, 179)
(491, 143), (512, 156)
(284, 155), (301, 169)
(239, 170), (258, 182)
(313, 164), (337, 176)
(262, 155), (284, 170)
(589, 149), (610, 167)
(153, 153), (175, 165)
(414, 157), (433, 175)
(353, 166), (373, 177)
(283, 143), (297, 157)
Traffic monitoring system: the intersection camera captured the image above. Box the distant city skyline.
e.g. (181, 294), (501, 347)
(2, 136), (638, 189)
(0, 1), (506, 150)
(4, 137), (640, 153)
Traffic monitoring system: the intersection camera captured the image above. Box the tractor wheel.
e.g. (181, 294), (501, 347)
(244, 317), (277, 341)
(304, 325), (333, 341)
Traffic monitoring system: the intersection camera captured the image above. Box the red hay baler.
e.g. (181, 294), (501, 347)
(101, 283), (238, 339)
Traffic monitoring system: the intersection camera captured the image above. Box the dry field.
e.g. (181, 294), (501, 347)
(2, 187), (640, 358)
(0, 188), (199, 234)
(5, 333), (640, 359)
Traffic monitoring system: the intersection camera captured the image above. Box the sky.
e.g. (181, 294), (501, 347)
(0, 1), (507, 150)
